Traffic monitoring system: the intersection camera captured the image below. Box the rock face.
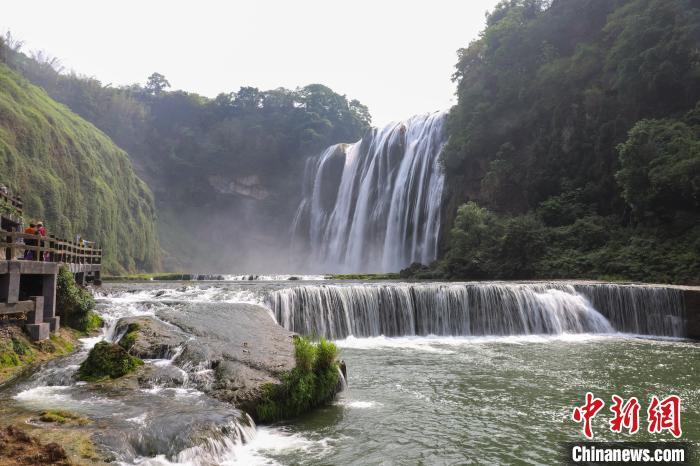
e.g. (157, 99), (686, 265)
(114, 316), (188, 360)
(157, 303), (296, 417)
(113, 303), (296, 419)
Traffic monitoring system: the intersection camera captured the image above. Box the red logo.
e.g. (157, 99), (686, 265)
(647, 395), (682, 438)
(572, 392), (605, 439)
(573, 394), (682, 439)
(609, 395), (640, 434)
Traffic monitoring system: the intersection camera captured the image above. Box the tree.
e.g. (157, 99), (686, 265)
(616, 112), (700, 220)
(145, 72), (170, 96)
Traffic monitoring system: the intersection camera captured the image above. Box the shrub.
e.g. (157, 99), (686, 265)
(56, 267), (101, 332)
(256, 336), (341, 422)
(77, 341), (143, 382)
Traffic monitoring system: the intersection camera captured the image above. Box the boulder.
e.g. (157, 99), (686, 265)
(114, 316), (188, 360)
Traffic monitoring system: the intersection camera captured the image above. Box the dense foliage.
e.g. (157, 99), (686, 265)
(438, 0), (700, 284)
(56, 267), (102, 332)
(257, 337), (341, 422)
(0, 62), (159, 273)
(1, 40), (371, 270)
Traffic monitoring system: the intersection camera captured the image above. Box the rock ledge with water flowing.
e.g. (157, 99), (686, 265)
(110, 302), (299, 419)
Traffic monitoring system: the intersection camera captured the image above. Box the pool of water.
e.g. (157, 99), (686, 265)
(259, 335), (699, 464)
(0, 281), (697, 464)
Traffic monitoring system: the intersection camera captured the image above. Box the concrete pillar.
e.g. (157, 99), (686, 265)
(27, 296), (44, 324)
(42, 272), (59, 332)
(0, 262), (21, 303)
(26, 296), (49, 341)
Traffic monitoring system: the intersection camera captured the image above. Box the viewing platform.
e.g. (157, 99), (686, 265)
(0, 187), (102, 341)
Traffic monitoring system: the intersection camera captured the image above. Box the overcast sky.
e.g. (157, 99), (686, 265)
(2, 0), (500, 126)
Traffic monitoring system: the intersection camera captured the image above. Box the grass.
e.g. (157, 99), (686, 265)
(256, 336), (341, 422)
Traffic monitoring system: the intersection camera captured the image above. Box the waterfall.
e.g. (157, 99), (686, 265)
(292, 111), (447, 272)
(267, 283), (686, 339)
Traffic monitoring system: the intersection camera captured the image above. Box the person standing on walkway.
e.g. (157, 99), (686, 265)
(36, 221), (48, 261)
(23, 222), (37, 260)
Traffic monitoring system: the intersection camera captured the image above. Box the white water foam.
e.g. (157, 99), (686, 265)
(219, 274), (327, 281)
(334, 333), (619, 351)
(337, 400), (379, 409)
(127, 426), (324, 466)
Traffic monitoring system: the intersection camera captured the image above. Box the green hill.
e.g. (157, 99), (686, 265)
(0, 64), (158, 273)
(433, 0), (700, 284)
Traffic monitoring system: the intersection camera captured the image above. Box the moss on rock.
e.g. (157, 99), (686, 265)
(256, 336), (341, 422)
(38, 410), (89, 426)
(118, 323), (140, 352)
(78, 341), (143, 382)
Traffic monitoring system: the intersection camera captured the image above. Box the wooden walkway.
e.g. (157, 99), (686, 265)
(0, 188), (102, 340)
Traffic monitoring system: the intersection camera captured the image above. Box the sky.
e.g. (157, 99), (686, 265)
(2, 0), (500, 126)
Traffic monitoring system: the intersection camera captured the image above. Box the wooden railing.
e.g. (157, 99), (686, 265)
(1, 230), (102, 265)
(0, 190), (23, 216)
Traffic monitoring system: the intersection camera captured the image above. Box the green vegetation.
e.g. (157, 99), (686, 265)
(0, 62), (158, 273)
(257, 337), (341, 422)
(1, 39), (371, 271)
(118, 323), (140, 352)
(39, 410), (88, 426)
(0, 328), (77, 384)
(56, 267), (102, 332)
(437, 0), (699, 284)
(0, 195), (22, 219)
(77, 341), (143, 382)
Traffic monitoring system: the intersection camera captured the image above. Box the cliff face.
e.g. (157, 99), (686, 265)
(0, 64), (159, 273)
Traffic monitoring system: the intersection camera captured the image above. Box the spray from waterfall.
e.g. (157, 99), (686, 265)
(292, 111), (447, 272)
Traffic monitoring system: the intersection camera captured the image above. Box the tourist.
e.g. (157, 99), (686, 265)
(23, 222), (37, 260)
(37, 221), (48, 261)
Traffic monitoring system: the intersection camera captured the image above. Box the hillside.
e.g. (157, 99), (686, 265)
(0, 64), (158, 273)
(434, 0), (700, 284)
(1, 43), (371, 271)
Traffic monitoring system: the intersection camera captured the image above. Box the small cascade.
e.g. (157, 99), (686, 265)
(292, 111), (447, 272)
(267, 283), (686, 339)
(574, 284), (686, 336)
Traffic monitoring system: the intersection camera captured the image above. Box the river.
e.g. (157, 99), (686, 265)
(0, 279), (697, 464)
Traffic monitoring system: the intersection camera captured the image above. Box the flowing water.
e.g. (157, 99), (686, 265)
(292, 112), (447, 273)
(0, 279), (697, 465)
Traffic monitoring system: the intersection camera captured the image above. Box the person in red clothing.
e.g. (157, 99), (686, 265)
(23, 222), (37, 260)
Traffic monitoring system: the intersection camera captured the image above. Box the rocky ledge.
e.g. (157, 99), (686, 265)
(103, 302), (340, 421)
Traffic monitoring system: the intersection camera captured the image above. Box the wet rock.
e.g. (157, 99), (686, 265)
(115, 316), (188, 360)
(156, 303), (296, 419)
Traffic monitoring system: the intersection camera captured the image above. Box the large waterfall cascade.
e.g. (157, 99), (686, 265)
(292, 111), (447, 273)
(267, 282), (686, 339)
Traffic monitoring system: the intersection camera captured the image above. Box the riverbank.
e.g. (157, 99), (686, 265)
(0, 325), (79, 386)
